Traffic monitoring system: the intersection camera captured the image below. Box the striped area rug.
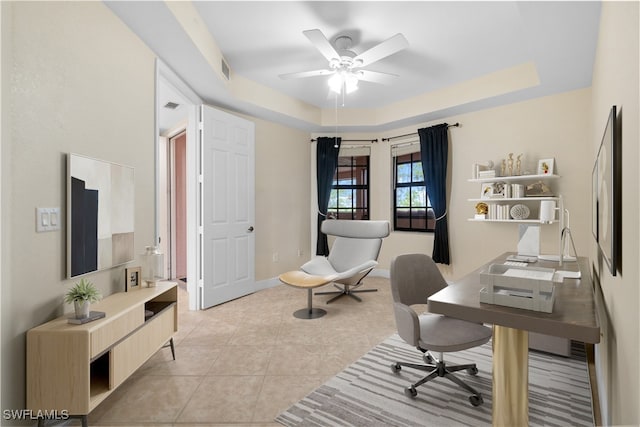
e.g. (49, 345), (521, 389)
(276, 334), (593, 426)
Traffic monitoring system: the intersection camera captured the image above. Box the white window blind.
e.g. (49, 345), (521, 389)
(339, 145), (371, 157)
(390, 139), (420, 157)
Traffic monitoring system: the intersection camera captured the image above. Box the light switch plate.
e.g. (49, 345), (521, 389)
(36, 207), (61, 232)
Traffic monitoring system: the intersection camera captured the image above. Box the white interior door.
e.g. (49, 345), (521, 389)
(199, 105), (256, 309)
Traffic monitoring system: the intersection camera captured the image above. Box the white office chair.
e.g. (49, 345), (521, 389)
(303, 219), (390, 303)
(389, 253), (492, 406)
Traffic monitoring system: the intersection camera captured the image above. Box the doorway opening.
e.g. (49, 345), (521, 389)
(169, 130), (187, 282)
(156, 60), (200, 309)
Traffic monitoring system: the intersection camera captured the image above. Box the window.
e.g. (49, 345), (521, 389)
(328, 155), (369, 220)
(393, 151), (435, 231)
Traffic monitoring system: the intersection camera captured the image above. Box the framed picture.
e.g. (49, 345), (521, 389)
(595, 105), (620, 276)
(480, 182), (494, 199)
(480, 182), (505, 199)
(67, 153), (135, 278)
(536, 158), (555, 175)
(125, 266), (141, 291)
(592, 161), (598, 241)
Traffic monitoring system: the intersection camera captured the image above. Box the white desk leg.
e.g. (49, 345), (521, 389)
(492, 325), (528, 427)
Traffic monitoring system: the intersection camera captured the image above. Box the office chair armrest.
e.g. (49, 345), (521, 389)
(393, 302), (420, 347)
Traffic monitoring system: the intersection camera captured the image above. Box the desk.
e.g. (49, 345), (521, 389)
(427, 253), (600, 426)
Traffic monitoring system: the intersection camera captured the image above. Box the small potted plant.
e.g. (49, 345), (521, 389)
(65, 278), (101, 319)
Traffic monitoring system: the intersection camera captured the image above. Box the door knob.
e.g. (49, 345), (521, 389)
(247, 226), (254, 232)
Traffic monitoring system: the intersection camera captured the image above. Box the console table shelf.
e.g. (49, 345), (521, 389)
(27, 282), (178, 424)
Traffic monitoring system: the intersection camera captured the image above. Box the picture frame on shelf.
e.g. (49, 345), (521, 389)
(125, 266), (141, 291)
(480, 183), (495, 199)
(492, 182), (506, 198)
(480, 182), (505, 199)
(537, 158), (555, 175)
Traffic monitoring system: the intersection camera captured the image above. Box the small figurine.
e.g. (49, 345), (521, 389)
(475, 202), (488, 215)
(526, 181), (552, 196)
(507, 153), (514, 176)
(516, 154), (523, 176)
(501, 159), (506, 176)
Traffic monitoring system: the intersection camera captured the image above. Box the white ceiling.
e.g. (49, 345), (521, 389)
(106, 1), (601, 133)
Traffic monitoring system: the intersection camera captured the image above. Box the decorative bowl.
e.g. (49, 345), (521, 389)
(510, 204), (530, 220)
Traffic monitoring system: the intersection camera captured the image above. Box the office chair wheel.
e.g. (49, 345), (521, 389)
(466, 366), (478, 376)
(390, 363), (402, 373)
(469, 394), (483, 407)
(404, 386), (418, 399)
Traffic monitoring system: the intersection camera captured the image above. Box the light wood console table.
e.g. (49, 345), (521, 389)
(427, 253), (600, 426)
(27, 282), (178, 426)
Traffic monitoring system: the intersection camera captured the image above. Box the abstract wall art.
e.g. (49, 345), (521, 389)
(67, 153), (135, 278)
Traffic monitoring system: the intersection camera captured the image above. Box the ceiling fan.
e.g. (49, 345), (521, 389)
(279, 29), (409, 95)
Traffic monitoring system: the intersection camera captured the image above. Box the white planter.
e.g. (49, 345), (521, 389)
(74, 300), (90, 319)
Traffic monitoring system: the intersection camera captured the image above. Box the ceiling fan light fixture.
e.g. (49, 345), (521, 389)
(328, 73), (343, 93)
(284, 28), (409, 98)
(345, 73), (359, 93)
(328, 71), (359, 94)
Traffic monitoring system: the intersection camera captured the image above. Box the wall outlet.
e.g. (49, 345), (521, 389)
(272, 252), (279, 262)
(297, 249), (303, 257)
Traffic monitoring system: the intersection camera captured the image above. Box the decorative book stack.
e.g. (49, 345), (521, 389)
(67, 311), (105, 325)
(471, 163), (496, 179)
(478, 169), (496, 179)
(488, 204), (511, 220)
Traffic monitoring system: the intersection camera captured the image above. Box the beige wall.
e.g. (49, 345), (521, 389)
(1, 1), (156, 413)
(2, 1), (637, 424)
(590, 1), (640, 425)
(332, 88), (591, 282)
(252, 116), (311, 280)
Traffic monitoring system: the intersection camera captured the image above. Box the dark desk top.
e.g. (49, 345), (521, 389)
(428, 253), (600, 343)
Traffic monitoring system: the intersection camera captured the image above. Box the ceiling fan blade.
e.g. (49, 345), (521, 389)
(303, 29), (341, 62)
(353, 33), (409, 67)
(279, 69), (335, 80)
(357, 70), (399, 84)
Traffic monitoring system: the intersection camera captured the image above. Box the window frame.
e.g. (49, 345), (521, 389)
(328, 154), (370, 220)
(393, 151), (435, 232)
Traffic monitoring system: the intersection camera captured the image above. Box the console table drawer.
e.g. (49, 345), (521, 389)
(91, 306), (143, 358)
(110, 304), (176, 387)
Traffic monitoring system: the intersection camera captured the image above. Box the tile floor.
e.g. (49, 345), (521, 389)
(89, 276), (398, 426)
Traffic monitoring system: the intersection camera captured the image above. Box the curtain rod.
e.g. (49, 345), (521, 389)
(310, 138), (378, 143)
(381, 122), (460, 142)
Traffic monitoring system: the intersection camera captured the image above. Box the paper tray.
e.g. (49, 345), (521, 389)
(479, 263), (556, 313)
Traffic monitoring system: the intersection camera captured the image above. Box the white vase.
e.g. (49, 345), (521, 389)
(74, 300), (90, 319)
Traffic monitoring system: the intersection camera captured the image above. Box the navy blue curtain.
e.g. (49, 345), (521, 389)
(316, 137), (341, 255)
(419, 124), (450, 264)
